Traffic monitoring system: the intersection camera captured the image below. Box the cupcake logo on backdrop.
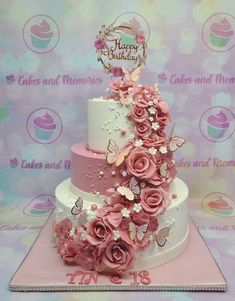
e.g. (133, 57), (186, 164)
(23, 194), (55, 217)
(202, 192), (235, 217)
(23, 15), (60, 54)
(26, 108), (62, 144)
(199, 106), (235, 143)
(202, 13), (235, 52)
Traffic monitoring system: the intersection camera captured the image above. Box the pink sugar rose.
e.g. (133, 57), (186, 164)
(131, 105), (148, 123)
(110, 80), (134, 98)
(102, 239), (136, 273)
(86, 217), (112, 248)
(97, 203), (125, 228)
(94, 39), (106, 50)
(134, 120), (152, 139)
(55, 218), (72, 239)
(126, 147), (156, 179)
(140, 187), (170, 216)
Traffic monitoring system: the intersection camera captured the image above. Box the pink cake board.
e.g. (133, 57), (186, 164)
(9, 212), (227, 292)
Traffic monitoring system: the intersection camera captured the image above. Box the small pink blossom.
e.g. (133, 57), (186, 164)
(94, 39), (106, 50)
(136, 34), (145, 44)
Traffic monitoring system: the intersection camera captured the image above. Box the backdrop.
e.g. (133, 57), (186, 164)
(0, 0), (235, 233)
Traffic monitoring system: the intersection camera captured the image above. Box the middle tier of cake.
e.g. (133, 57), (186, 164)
(71, 142), (125, 195)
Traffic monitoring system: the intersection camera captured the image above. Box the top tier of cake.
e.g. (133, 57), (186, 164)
(88, 98), (133, 152)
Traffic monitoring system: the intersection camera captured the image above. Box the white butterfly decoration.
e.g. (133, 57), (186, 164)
(122, 66), (142, 83)
(106, 139), (132, 167)
(160, 162), (168, 178)
(71, 197), (87, 225)
(117, 176), (140, 201)
(169, 136), (185, 152)
(129, 222), (148, 241)
(155, 226), (171, 247)
(167, 123), (185, 152)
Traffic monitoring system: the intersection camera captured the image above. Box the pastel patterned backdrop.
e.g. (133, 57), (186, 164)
(0, 0), (235, 299)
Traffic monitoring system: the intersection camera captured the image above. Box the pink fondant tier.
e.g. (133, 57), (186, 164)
(71, 142), (123, 195)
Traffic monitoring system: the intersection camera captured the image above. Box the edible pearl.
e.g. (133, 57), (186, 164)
(111, 171), (116, 176)
(91, 204), (97, 211)
(99, 171), (104, 176)
(120, 129), (126, 135)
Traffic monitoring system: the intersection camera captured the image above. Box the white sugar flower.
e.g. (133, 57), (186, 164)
(121, 208), (131, 218)
(149, 116), (154, 122)
(148, 147), (157, 155)
(69, 228), (76, 237)
(135, 139), (143, 147)
(81, 231), (87, 241)
(86, 209), (96, 221)
(159, 146), (168, 154)
(152, 122), (160, 131)
(121, 170), (127, 177)
(133, 203), (142, 213)
(153, 99), (158, 104)
(148, 101), (153, 106)
(113, 229), (120, 241)
(148, 107), (156, 115)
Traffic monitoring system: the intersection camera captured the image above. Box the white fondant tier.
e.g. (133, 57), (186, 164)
(88, 98), (133, 152)
(55, 177), (189, 270)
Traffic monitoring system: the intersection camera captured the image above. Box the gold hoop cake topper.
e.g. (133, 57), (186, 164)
(94, 14), (148, 81)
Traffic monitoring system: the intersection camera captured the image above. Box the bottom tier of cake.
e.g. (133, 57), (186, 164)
(54, 177), (189, 271)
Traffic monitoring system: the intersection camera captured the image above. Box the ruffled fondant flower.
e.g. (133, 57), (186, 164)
(102, 239), (136, 273)
(61, 237), (79, 263)
(97, 203), (125, 228)
(86, 217), (113, 248)
(131, 105), (148, 123)
(154, 99), (170, 127)
(110, 80), (134, 98)
(55, 218), (73, 239)
(140, 187), (170, 216)
(75, 234), (104, 271)
(133, 85), (158, 108)
(125, 147), (156, 179)
(142, 136), (166, 149)
(134, 120), (152, 139)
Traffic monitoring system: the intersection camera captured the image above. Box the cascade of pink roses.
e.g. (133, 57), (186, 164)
(54, 80), (177, 274)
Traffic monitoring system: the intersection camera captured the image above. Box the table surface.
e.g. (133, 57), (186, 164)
(0, 199), (235, 301)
